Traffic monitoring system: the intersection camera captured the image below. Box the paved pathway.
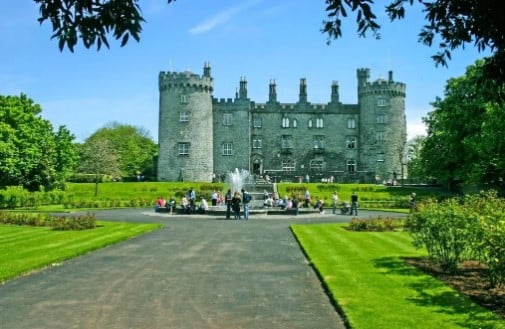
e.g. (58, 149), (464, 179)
(0, 210), (404, 329)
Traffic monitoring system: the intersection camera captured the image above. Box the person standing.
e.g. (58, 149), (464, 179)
(241, 188), (252, 220)
(225, 189), (232, 219)
(187, 188), (196, 211)
(350, 192), (359, 216)
(332, 191), (339, 214)
(231, 191), (242, 220)
(211, 190), (218, 206)
(409, 192), (416, 212)
(304, 189), (311, 208)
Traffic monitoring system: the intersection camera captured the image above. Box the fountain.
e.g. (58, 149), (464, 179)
(226, 168), (250, 193)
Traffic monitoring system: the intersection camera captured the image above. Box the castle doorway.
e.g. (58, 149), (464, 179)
(252, 159), (262, 175)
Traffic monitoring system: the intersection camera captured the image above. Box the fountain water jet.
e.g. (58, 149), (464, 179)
(226, 168), (250, 193)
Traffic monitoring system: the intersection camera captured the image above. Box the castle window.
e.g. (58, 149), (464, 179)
(377, 115), (387, 124)
(293, 119), (298, 128)
(377, 152), (385, 162)
(376, 131), (386, 140)
(347, 118), (356, 129)
(252, 137), (262, 149)
(179, 112), (189, 122)
(282, 159), (295, 171)
(282, 117), (290, 128)
(222, 143), (233, 156)
(347, 160), (356, 172)
(314, 135), (325, 150)
(223, 113), (232, 126)
(310, 160), (323, 172)
(308, 119), (313, 128)
(178, 142), (190, 156)
(377, 97), (387, 107)
(281, 135), (293, 150)
(253, 117), (262, 128)
(316, 118), (324, 128)
(180, 94), (189, 104)
(346, 136), (357, 149)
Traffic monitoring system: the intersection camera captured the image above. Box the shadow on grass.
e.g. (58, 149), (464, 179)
(373, 257), (502, 329)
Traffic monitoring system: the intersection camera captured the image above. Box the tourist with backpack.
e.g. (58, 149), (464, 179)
(241, 188), (252, 220)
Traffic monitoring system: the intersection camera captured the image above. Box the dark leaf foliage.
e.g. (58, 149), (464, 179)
(34, 0), (163, 52)
(323, 0), (505, 85)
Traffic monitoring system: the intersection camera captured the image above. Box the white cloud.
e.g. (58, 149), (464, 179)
(188, 0), (261, 35)
(407, 120), (427, 140)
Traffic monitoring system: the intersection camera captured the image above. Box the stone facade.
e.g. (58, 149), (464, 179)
(157, 63), (406, 183)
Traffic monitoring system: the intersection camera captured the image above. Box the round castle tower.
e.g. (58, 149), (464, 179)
(157, 63), (214, 182)
(357, 68), (406, 182)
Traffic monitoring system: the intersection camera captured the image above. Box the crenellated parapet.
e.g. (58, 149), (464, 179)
(159, 70), (213, 93)
(358, 80), (406, 97)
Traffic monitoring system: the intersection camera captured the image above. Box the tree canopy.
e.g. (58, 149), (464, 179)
(80, 122), (157, 179)
(420, 60), (505, 189)
(0, 94), (77, 191)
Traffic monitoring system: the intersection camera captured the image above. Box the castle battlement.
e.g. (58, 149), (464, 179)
(213, 98), (235, 104)
(159, 70), (213, 93)
(359, 81), (406, 97)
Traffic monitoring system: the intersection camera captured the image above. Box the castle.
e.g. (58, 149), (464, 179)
(157, 63), (406, 183)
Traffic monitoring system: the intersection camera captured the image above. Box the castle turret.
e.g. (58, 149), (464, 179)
(357, 68), (406, 182)
(357, 68), (370, 100)
(157, 65), (214, 182)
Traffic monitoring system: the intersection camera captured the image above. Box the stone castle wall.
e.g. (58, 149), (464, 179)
(157, 65), (407, 183)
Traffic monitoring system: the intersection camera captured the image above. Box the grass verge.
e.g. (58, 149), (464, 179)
(0, 221), (162, 282)
(291, 223), (505, 329)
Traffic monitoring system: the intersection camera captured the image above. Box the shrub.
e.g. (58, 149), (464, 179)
(50, 213), (96, 230)
(347, 216), (404, 232)
(462, 191), (505, 287)
(0, 211), (96, 230)
(406, 198), (477, 273)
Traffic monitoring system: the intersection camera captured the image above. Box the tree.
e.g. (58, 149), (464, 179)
(0, 94), (60, 191)
(83, 122), (157, 179)
(54, 126), (80, 187)
(406, 135), (425, 181)
(420, 60), (505, 189)
(77, 138), (121, 196)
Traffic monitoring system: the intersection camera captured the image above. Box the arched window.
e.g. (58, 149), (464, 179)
(316, 118), (324, 128)
(308, 119), (313, 128)
(293, 119), (297, 128)
(282, 117), (290, 128)
(347, 118), (356, 129)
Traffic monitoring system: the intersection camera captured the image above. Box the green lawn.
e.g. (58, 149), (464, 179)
(291, 223), (505, 329)
(0, 221), (161, 282)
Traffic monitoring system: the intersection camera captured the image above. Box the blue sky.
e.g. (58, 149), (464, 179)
(0, 0), (489, 142)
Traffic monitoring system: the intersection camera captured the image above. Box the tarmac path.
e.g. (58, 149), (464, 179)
(0, 209), (404, 329)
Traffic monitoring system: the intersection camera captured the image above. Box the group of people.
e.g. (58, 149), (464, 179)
(303, 189), (359, 216)
(225, 188), (252, 220)
(155, 187), (212, 214)
(155, 188), (363, 217)
(261, 191), (300, 215)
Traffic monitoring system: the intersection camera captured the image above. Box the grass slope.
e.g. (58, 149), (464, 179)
(291, 223), (505, 329)
(0, 221), (161, 282)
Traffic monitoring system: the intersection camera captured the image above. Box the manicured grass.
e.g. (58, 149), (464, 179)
(0, 221), (161, 282)
(291, 223), (505, 329)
